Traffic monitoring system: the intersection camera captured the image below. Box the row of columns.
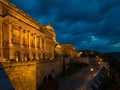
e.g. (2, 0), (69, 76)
(8, 23), (44, 50)
(1, 21), (55, 60)
(7, 23), (46, 60)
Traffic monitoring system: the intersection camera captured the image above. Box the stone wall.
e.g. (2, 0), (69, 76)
(70, 57), (89, 64)
(36, 60), (63, 88)
(1, 61), (36, 90)
(1, 59), (64, 90)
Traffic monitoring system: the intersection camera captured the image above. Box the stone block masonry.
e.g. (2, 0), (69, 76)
(36, 60), (63, 88)
(1, 61), (36, 90)
(1, 59), (64, 90)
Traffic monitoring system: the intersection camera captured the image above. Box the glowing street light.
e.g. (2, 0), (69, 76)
(90, 68), (94, 72)
(100, 59), (102, 61)
(98, 61), (101, 64)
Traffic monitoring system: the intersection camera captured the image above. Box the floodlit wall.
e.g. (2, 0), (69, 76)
(1, 60), (63, 90)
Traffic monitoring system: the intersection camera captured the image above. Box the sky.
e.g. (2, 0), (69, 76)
(9, 0), (120, 52)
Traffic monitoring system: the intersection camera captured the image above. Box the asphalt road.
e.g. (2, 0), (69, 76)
(58, 65), (100, 90)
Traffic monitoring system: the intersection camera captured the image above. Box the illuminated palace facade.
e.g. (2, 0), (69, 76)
(0, 0), (56, 61)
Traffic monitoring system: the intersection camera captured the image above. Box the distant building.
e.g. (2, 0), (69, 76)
(54, 43), (62, 58)
(0, 0), (56, 61)
(60, 44), (77, 58)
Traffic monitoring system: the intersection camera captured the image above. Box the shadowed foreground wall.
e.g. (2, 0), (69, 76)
(1, 61), (36, 90)
(36, 60), (63, 88)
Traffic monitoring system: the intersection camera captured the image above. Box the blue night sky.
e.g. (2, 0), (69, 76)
(10, 0), (120, 52)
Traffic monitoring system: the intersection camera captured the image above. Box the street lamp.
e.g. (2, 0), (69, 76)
(98, 61), (101, 64)
(100, 59), (102, 61)
(90, 68), (94, 77)
(90, 68), (94, 72)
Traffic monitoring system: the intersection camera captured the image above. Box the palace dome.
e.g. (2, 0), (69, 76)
(45, 23), (54, 32)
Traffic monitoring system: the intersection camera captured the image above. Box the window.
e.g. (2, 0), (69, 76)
(12, 29), (20, 44)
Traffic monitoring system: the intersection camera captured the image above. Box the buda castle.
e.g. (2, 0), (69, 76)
(0, 0), (56, 62)
(0, 0), (77, 89)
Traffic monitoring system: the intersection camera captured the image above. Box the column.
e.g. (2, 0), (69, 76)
(44, 39), (47, 59)
(40, 37), (42, 60)
(8, 23), (14, 60)
(28, 31), (31, 48)
(20, 27), (23, 61)
(40, 37), (42, 50)
(42, 38), (45, 59)
(44, 39), (46, 52)
(20, 28), (23, 48)
(8, 23), (12, 46)
(35, 34), (37, 49)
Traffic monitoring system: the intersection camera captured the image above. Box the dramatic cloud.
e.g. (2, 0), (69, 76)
(10, 0), (120, 52)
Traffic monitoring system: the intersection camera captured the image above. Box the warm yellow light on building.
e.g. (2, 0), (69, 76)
(16, 57), (18, 61)
(56, 44), (61, 48)
(79, 52), (82, 55)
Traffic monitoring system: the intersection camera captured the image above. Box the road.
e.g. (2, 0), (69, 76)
(58, 65), (100, 90)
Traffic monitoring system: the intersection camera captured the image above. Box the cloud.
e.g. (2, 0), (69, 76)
(10, 0), (120, 52)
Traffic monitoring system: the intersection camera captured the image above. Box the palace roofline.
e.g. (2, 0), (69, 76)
(0, 0), (44, 27)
